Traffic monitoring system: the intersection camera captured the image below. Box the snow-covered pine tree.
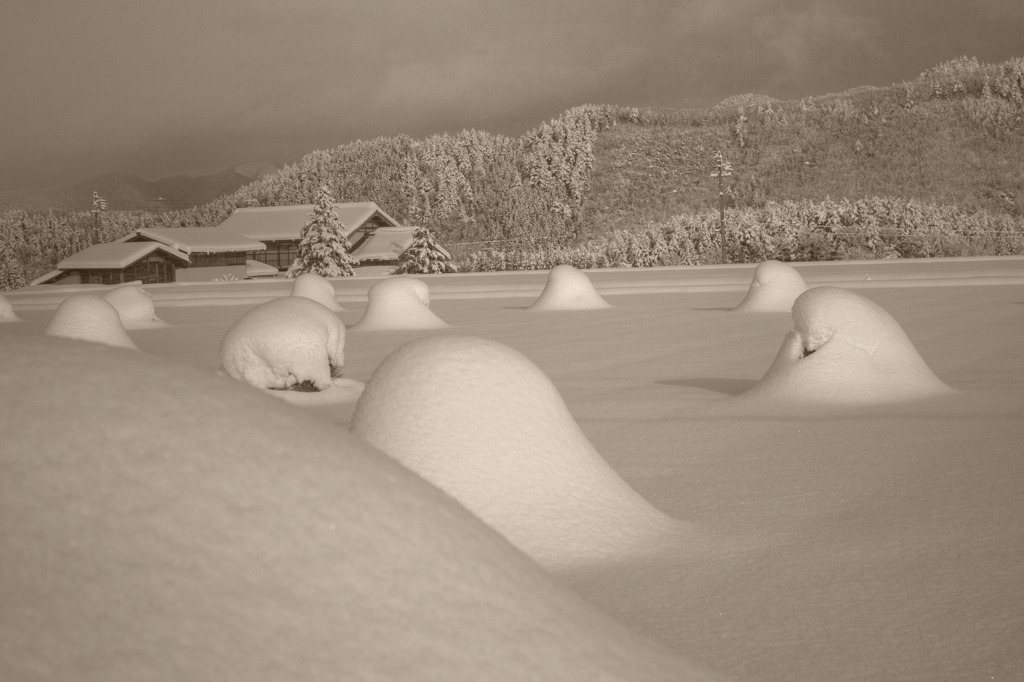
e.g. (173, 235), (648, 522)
(287, 184), (358, 278)
(394, 226), (458, 274)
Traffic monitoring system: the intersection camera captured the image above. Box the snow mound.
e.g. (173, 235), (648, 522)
(732, 260), (808, 312)
(528, 264), (611, 311)
(0, 333), (721, 682)
(742, 286), (953, 403)
(0, 293), (21, 322)
(351, 335), (684, 570)
(290, 272), (344, 311)
(44, 294), (139, 350)
(220, 296), (345, 391)
(352, 276), (448, 331)
(102, 283), (168, 328)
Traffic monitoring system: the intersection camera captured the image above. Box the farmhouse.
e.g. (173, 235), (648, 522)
(121, 227), (266, 282)
(37, 227), (266, 285)
(47, 242), (191, 285)
(218, 201), (401, 270)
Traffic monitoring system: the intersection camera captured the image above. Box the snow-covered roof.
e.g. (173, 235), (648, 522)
(351, 226), (416, 262)
(218, 202), (400, 241)
(58, 242), (190, 270)
(129, 227), (266, 254)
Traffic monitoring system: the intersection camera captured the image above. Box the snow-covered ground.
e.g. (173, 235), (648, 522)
(2, 257), (1023, 681)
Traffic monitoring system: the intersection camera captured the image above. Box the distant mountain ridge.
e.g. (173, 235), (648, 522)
(0, 162), (278, 212)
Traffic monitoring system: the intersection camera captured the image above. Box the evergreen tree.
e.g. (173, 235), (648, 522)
(0, 241), (27, 291)
(395, 226), (458, 274)
(287, 184), (357, 278)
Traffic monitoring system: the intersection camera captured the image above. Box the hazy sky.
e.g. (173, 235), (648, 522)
(2, 0), (1022, 191)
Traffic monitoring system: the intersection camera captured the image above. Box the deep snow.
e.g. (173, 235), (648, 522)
(2, 257), (1023, 682)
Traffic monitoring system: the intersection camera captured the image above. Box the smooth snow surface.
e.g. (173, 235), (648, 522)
(220, 296), (345, 391)
(352, 275), (448, 330)
(0, 293), (20, 322)
(0, 334), (719, 682)
(289, 272), (344, 311)
(3, 258), (1023, 682)
(44, 294), (139, 350)
(732, 259), (807, 312)
(102, 283), (168, 328)
(743, 286), (952, 403)
(351, 335), (685, 570)
(528, 264), (612, 311)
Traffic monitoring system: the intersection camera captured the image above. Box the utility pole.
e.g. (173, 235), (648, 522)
(91, 191), (107, 244)
(711, 151), (733, 264)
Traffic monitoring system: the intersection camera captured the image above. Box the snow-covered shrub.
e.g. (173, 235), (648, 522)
(528, 265), (611, 311)
(220, 296), (346, 391)
(102, 283), (166, 328)
(44, 294), (139, 350)
(352, 276), (448, 331)
(0, 293), (21, 322)
(290, 272), (344, 311)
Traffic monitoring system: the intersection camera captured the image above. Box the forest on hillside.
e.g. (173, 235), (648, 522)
(2, 56), (1023, 289)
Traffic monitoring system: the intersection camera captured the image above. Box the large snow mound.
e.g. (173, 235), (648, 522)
(528, 264), (612, 311)
(351, 335), (686, 570)
(220, 296), (345, 391)
(352, 276), (449, 331)
(732, 260), (808, 312)
(44, 294), (139, 350)
(742, 286), (953, 403)
(0, 334), (722, 682)
(102, 283), (168, 328)
(289, 272), (344, 311)
(0, 293), (21, 322)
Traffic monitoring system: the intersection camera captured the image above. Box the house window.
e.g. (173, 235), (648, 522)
(263, 241), (298, 269)
(190, 252), (246, 268)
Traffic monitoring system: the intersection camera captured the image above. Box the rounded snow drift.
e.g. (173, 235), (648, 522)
(290, 272), (344, 311)
(0, 333), (719, 682)
(528, 264), (612, 311)
(742, 286), (953, 403)
(220, 296), (346, 391)
(732, 260), (808, 313)
(351, 335), (684, 570)
(352, 276), (448, 331)
(44, 294), (139, 350)
(0, 293), (21, 322)
(102, 283), (168, 328)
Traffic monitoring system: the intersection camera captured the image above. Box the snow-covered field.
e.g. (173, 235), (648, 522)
(2, 257), (1023, 681)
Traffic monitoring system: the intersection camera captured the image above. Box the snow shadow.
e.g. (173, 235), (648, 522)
(657, 377), (758, 396)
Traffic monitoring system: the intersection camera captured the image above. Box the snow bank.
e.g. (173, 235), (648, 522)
(351, 276), (448, 331)
(732, 259), (807, 312)
(44, 294), (139, 350)
(102, 283), (168, 328)
(528, 264), (611, 311)
(351, 335), (685, 570)
(0, 333), (722, 682)
(220, 296), (345, 391)
(289, 272), (344, 311)
(742, 286), (953, 403)
(0, 293), (21, 322)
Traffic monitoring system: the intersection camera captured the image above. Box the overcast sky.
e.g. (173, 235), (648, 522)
(2, 0), (1022, 191)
